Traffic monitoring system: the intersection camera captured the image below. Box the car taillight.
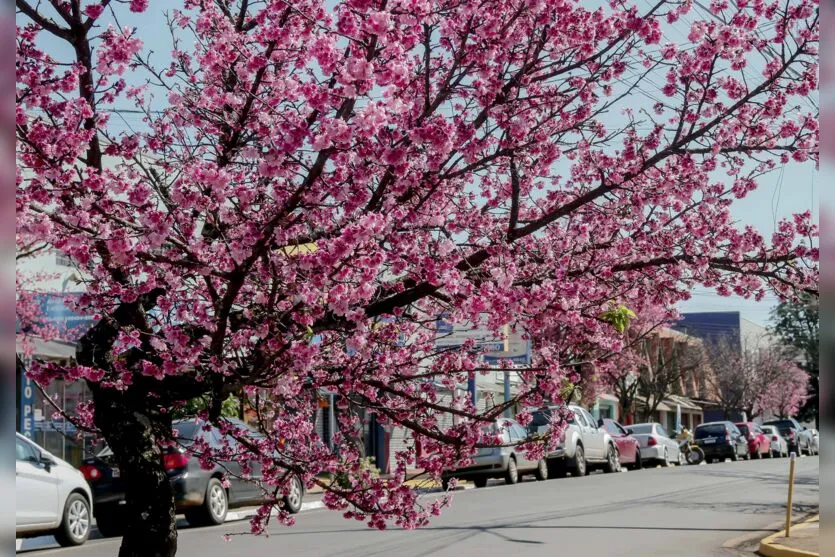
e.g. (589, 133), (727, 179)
(80, 464), (101, 481)
(726, 432), (731, 442)
(163, 451), (189, 470)
(788, 430), (796, 440)
(647, 436), (657, 447)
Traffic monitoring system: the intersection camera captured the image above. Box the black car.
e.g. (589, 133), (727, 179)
(80, 418), (304, 537)
(694, 421), (749, 463)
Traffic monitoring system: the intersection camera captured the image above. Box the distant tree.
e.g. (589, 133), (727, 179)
(771, 294), (818, 425)
(706, 338), (808, 420)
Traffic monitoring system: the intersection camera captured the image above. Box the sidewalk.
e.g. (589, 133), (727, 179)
(758, 515), (819, 557)
(306, 472), (466, 494)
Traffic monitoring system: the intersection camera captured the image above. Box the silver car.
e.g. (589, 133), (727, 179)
(442, 417), (547, 488)
(528, 405), (620, 478)
(761, 425), (789, 458)
(628, 422), (683, 466)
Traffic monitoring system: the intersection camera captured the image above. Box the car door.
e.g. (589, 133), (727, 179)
(508, 422), (536, 470)
(576, 409), (603, 459)
(613, 421), (637, 461)
(209, 427), (252, 504)
(16, 436), (60, 528)
(656, 424), (678, 460)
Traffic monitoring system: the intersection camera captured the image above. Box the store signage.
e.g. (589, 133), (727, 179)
(19, 373), (35, 439)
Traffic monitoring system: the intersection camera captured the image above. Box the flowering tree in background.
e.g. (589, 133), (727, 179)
(16, 0), (818, 555)
(706, 337), (809, 419)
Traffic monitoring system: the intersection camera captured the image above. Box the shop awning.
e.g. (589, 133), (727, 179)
(16, 338), (76, 360)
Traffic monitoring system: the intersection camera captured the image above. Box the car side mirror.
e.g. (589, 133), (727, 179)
(597, 419), (604, 428)
(625, 428), (633, 435)
(39, 455), (56, 472)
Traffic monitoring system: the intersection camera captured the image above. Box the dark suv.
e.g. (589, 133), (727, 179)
(80, 418), (304, 537)
(694, 421), (749, 463)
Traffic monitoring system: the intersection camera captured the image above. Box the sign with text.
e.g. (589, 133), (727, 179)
(19, 372), (35, 439)
(435, 315), (508, 353)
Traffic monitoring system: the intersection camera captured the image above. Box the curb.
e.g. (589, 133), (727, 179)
(225, 500), (326, 522)
(757, 515), (819, 557)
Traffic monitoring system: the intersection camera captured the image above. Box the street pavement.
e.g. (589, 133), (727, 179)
(19, 455), (819, 557)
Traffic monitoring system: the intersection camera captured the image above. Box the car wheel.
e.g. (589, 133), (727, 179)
(632, 450), (643, 470)
(504, 457), (519, 485)
(534, 459), (548, 481)
(187, 478), (228, 526)
(54, 493), (91, 547)
(473, 476), (488, 488)
(283, 475), (303, 514)
(604, 444), (619, 473)
(755, 447), (762, 459)
(93, 506), (124, 538)
(572, 445), (587, 476)
(730, 448), (739, 462)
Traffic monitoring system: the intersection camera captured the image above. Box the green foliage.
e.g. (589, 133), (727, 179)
(172, 394), (241, 421)
(771, 293), (819, 423)
(333, 457), (378, 489)
(600, 305), (637, 333)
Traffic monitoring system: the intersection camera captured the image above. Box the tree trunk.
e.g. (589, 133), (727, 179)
(92, 387), (178, 557)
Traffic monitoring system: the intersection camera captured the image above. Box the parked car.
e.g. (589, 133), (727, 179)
(442, 417), (547, 488)
(735, 422), (772, 459)
(16, 433), (93, 546)
(599, 418), (642, 470)
(81, 418), (304, 536)
(761, 425), (789, 458)
(694, 421), (749, 462)
(627, 422), (683, 467)
(528, 405), (620, 477)
(808, 428), (819, 456)
(762, 418), (813, 455)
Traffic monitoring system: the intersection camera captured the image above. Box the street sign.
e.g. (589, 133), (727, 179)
(435, 314), (508, 352)
(19, 372), (35, 439)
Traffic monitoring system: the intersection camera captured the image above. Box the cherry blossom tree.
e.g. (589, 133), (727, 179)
(705, 337), (809, 419)
(16, 0), (818, 555)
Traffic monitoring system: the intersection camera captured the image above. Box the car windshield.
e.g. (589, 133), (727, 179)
(630, 424), (653, 435)
(695, 424), (726, 438)
(737, 424), (750, 436)
(527, 408), (574, 433)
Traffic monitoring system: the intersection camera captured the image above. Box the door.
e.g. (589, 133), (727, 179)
(508, 422), (536, 470)
(209, 428), (252, 504)
(16, 436), (60, 528)
(611, 421), (637, 462)
(576, 409), (604, 460)
(656, 424), (678, 461)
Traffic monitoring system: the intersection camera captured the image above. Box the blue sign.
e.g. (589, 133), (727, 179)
(19, 372), (35, 439)
(18, 293), (95, 342)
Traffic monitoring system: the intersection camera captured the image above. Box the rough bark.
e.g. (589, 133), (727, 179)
(92, 386), (177, 557)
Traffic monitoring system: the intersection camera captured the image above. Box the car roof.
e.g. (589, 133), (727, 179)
(697, 421), (730, 427)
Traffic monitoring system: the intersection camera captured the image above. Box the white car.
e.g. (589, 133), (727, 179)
(628, 422), (683, 466)
(16, 433), (92, 546)
(528, 405), (620, 477)
(761, 425), (789, 458)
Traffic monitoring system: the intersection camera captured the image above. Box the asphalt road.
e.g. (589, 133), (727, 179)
(20, 455), (819, 557)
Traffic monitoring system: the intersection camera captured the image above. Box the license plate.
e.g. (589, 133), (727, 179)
(703, 438), (716, 444)
(111, 468), (120, 478)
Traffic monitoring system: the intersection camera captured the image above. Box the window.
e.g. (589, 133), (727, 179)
(510, 423), (527, 443)
(657, 425), (669, 438)
(599, 407), (612, 419)
(573, 410), (589, 428)
(695, 423), (727, 438)
(16, 437), (38, 462)
(55, 252), (72, 267)
(630, 424), (653, 435)
(614, 422), (629, 436)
